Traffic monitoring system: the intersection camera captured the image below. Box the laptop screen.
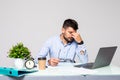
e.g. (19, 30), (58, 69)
(93, 46), (117, 69)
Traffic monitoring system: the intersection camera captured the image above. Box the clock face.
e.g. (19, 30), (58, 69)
(25, 60), (35, 69)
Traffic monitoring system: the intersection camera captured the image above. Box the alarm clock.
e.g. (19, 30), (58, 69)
(25, 59), (35, 69)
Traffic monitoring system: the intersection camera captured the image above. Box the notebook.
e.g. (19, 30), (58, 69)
(0, 67), (38, 77)
(74, 46), (117, 69)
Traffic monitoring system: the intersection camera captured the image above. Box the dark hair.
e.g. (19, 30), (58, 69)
(62, 19), (78, 30)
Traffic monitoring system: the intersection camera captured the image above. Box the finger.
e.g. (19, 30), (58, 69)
(51, 62), (58, 66)
(52, 59), (59, 63)
(71, 32), (76, 36)
(72, 33), (78, 38)
(53, 58), (60, 62)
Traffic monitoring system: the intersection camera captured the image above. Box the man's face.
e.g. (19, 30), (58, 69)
(62, 27), (76, 43)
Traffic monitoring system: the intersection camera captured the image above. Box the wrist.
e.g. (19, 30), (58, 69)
(48, 60), (51, 65)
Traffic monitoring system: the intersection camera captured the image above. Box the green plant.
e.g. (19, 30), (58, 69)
(8, 42), (31, 59)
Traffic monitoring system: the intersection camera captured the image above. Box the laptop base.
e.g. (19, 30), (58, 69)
(74, 63), (94, 69)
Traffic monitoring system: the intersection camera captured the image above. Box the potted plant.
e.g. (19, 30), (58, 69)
(8, 42), (31, 69)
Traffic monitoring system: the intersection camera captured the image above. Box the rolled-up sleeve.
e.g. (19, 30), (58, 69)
(76, 44), (88, 64)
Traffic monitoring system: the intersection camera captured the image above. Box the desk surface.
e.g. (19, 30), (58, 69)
(26, 63), (120, 76)
(0, 63), (120, 80)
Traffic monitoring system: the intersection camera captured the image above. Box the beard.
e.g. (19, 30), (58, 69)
(63, 35), (74, 43)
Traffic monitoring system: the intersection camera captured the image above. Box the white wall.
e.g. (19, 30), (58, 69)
(0, 0), (120, 67)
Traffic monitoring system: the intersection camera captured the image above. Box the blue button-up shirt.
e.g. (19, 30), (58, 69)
(36, 35), (88, 64)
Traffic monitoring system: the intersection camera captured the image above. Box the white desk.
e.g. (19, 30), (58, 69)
(0, 63), (120, 80)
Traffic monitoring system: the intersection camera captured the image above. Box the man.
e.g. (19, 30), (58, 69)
(36, 19), (88, 66)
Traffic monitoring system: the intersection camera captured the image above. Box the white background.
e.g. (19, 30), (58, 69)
(0, 0), (120, 67)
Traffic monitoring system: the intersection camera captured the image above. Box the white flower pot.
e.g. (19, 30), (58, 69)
(14, 58), (24, 69)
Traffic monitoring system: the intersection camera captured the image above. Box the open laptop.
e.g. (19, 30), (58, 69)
(74, 46), (117, 69)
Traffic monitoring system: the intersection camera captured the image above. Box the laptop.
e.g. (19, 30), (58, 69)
(74, 46), (117, 69)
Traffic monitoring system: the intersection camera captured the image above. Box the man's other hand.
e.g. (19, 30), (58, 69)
(48, 58), (60, 66)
